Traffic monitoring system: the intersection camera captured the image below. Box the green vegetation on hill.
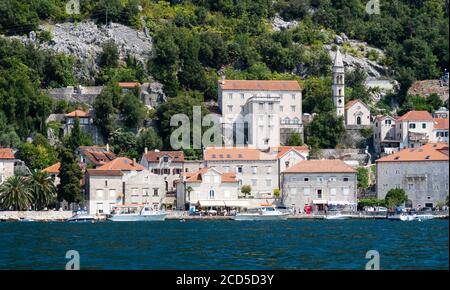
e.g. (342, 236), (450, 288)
(0, 0), (448, 155)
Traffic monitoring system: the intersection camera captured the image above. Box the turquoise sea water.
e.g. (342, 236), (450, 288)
(0, 220), (448, 270)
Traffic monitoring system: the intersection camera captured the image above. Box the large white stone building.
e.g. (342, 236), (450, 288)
(376, 143), (449, 208)
(0, 148), (15, 184)
(218, 79), (303, 148)
(203, 146), (309, 198)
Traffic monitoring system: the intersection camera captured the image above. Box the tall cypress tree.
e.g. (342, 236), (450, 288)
(57, 149), (83, 205)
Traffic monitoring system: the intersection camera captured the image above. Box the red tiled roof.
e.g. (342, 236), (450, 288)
(96, 157), (145, 171)
(274, 146), (309, 158)
(78, 146), (116, 166)
(65, 110), (90, 118)
(284, 159), (356, 173)
(0, 148), (15, 159)
(42, 162), (61, 174)
(345, 99), (369, 110)
(433, 118), (449, 130)
(118, 82), (141, 88)
(376, 143), (449, 162)
(397, 111), (434, 122)
(183, 168), (238, 183)
(218, 80), (301, 91)
(204, 147), (274, 161)
(143, 151), (185, 162)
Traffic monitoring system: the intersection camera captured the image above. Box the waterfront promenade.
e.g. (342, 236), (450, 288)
(1, 210), (448, 221)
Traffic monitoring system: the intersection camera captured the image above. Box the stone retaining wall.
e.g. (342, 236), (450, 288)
(0, 211), (73, 221)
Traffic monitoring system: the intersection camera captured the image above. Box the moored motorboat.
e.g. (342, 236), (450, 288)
(232, 205), (289, 221)
(67, 210), (95, 222)
(388, 213), (435, 221)
(108, 204), (167, 222)
(323, 213), (353, 220)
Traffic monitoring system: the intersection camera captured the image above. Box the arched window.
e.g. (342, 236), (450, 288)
(283, 117), (290, 125)
(293, 117), (299, 124)
(356, 116), (361, 125)
(209, 189), (215, 199)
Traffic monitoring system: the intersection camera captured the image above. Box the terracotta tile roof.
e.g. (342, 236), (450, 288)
(274, 146), (309, 158)
(218, 80), (301, 91)
(433, 118), (449, 130)
(143, 151), (185, 162)
(397, 110), (434, 122)
(284, 159), (356, 173)
(375, 115), (395, 122)
(345, 99), (369, 110)
(65, 110), (90, 118)
(118, 82), (141, 88)
(183, 168), (238, 183)
(0, 148), (15, 159)
(376, 143), (449, 162)
(42, 162), (61, 174)
(78, 146), (116, 166)
(204, 147), (275, 161)
(96, 157), (145, 171)
(87, 169), (123, 176)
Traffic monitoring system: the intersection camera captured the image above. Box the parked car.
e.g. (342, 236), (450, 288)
(375, 206), (388, 212)
(420, 207), (433, 212)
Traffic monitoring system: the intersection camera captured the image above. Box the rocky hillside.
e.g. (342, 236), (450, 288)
(11, 21), (152, 82)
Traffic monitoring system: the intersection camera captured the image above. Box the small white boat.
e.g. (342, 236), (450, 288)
(108, 204), (167, 222)
(232, 205), (290, 221)
(323, 213), (353, 220)
(67, 210), (95, 222)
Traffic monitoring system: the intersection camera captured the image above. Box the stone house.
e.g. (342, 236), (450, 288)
(0, 148), (15, 184)
(75, 146), (116, 168)
(281, 160), (358, 211)
(175, 167), (243, 210)
(139, 149), (185, 194)
(86, 157), (166, 215)
(376, 143), (449, 208)
(218, 79), (303, 148)
(373, 111), (447, 154)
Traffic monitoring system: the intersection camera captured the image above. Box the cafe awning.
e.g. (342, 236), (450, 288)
(223, 200), (251, 208)
(328, 201), (351, 205)
(313, 199), (328, 205)
(197, 200), (226, 207)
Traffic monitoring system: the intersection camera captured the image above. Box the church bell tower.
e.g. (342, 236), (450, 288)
(332, 49), (345, 117)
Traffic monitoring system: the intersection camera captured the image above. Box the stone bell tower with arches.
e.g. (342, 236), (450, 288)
(332, 49), (345, 117)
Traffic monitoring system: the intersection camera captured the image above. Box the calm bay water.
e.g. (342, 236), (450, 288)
(0, 220), (448, 270)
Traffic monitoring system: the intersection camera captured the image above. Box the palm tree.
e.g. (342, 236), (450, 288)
(28, 170), (57, 210)
(0, 176), (33, 211)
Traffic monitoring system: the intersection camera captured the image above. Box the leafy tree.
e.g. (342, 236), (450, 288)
(16, 138), (58, 171)
(108, 128), (138, 159)
(119, 93), (146, 129)
(0, 176), (33, 211)
(273, 188), (281, 198)
(57, 149), (83, 205)
(28, 170), (56, 210)
(306, 112), (346, 149)
(357, 167), (369, 190)
(93, 84), (117, 141)
(241, 185), (252, 197)
(385, 188), (408, 208)
(99, 40), (119, 68)
(358, 198), (387, 209)
(287, 132), (304, 146)
(136, 128), (163, 155)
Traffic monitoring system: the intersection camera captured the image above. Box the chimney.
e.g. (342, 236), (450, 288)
(132, 158), (136, 166)
(221, 75), (226, 84)
(106, 143), (109, 152)
(144, 147), (148, 154)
